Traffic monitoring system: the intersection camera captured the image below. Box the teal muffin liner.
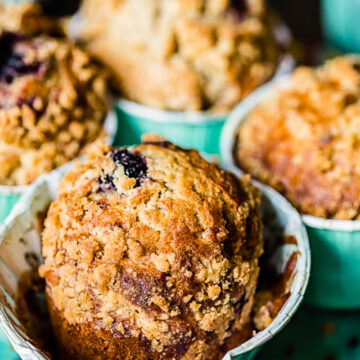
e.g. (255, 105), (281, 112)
(115, 101), (226, 155)
(0, 155), (309, 360)
(303, 216), (360, 309)
(0, 186), (26, 224)
(220, 75), (360, 309)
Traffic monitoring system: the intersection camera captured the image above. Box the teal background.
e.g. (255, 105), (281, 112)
(321, 0), (360, 53)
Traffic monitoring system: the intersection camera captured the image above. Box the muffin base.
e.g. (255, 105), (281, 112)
(47, 293), (256, 360)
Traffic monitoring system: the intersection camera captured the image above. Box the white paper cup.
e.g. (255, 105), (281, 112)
(220, 76), (360, 309)
(0, 159), (309, 360)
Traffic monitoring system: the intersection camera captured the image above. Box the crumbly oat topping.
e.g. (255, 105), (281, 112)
(0, 20), (109, 185)
(78, 0), (279, 112)
(236, 56), (360, 220)
(40, 138), (263, 359)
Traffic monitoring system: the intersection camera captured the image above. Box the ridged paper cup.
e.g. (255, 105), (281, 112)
(115, 102), (227, 155)
(303, 216), (360, 309)
(0, 111), (116, 225)
(220, 76), (360, 309)
(0, 157), (309, 360)
(114, 55), (295, 156)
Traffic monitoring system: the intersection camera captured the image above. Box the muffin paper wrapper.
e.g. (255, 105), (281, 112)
(0, 160), (309, 360)
(220, 75), (360, 309)
(302, 216), (360, 309)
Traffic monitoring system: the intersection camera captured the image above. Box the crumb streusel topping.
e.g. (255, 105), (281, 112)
(78, 0), (279, 112)
(40, 137), (263, 359)
(236, 56), (360, 220)
(0, 26), (109, 186)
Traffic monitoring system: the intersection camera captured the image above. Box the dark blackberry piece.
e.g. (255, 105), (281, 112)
(0, 32), (41, 84)
(111, 148), (147, 187)
(97, 174), (116, 193)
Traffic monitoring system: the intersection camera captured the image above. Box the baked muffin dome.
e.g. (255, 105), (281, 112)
(236, 56), (360, 220)
(40, 137), (263, 360)
(0, 29), (109, 186)
(77, 0), (279, 112)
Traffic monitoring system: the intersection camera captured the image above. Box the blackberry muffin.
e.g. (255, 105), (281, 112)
(77, 0), (280, 112)
(39, 137), (263, 360)
(236, 56), (360, 220)
(0, 23), (109, 186)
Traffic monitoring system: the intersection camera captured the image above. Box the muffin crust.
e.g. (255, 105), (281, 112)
(78, 0), (279, 112)
(0, 25), (109, 185)
(40, 138), (263, 359)
(236, 56), (360, 219)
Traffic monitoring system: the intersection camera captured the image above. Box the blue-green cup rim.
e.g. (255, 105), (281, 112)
(303, 214), (360, 232)
(116, 98), (227, 124)
(0, 185), (27, 196)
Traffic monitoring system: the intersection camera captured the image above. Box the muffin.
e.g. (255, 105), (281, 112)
(39, 137), (263, 360)
(236, 56), (360, 220)
(77, 0), (280, 112)
(0, 11), (109, 186)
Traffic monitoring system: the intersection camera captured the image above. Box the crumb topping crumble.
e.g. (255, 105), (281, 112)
(40, 139), (263, 359)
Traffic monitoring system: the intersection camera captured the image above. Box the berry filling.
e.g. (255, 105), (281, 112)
(111, 148), (147, 187)
(0, 32), (41, 84)
(97, 148), (148, 192)
(97, 174), (116, 193)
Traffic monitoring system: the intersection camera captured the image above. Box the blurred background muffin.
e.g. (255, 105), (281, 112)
(40, 137), (263, 359)
(77, 0), (281, 113)
(0, 3), (110, 186)
(236, 56), (360, 220)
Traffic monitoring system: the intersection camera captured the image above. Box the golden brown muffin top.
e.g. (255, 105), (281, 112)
(78, 0), (279, 112)
(236, 56), (360, 220)
(40, 138), (263, 359)
(0, 26), (109, 186)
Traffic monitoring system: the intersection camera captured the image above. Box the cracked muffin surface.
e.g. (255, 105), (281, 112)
(40, 137), (263, 360)
(0, 25), (109, 186)
(236, 56), (360, 220)
(78, 0), (279, 112)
